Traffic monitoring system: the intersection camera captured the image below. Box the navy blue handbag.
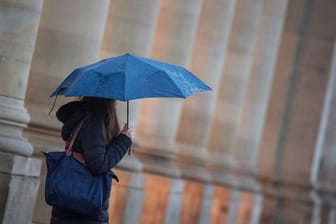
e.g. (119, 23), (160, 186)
(43, 117), (115, 215)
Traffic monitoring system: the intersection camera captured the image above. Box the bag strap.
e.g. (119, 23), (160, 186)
(65, 116), (89, 164)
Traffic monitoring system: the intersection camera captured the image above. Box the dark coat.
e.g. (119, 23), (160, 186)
(51, 101), (132, 223)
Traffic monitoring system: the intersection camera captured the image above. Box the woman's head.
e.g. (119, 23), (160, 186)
(81, 97), (120, 143)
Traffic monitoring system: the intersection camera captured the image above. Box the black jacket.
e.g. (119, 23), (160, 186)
(51, 101), (132, 223)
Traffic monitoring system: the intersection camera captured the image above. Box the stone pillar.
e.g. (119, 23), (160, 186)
(99, 2), (161, 223)
(23, 1), (110, 223)
(233, 0), (288, 174)
(135, 0), (203, 177)
(100, 0), (160, 130)
(310, 42), (336, 224)
(122, 172), (146, 224)
(100, 0), (160, 58)
(0, 152), (42, 224)
(207, 0), (263, 187)
(226, 190), (240, 224)
(329, 209), (336, 224)
(25, 0), (110, 153)
(312, 41), (336, 195)
(198, 185), (214, 224)
(311, 194), (322, 224)
(164, 179), (185, 224)
(100, 0), (161, 171)
(175, 0), (236, 183)
(226, 2), (288, 221)
(0, 0), (43, 223)
(258, 0), (336, 222)
(134, 1), (202, 223)
(250, 194), (263, 224)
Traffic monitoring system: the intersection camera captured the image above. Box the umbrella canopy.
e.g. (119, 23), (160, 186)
(50, 53), (211, 100)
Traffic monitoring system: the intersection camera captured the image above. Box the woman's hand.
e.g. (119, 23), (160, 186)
(120, 124), (134, 142)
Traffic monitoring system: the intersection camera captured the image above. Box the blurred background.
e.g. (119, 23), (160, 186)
(0, 0), (336, 223)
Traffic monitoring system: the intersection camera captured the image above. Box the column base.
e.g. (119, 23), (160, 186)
(257, 174), (317, 223)
(117, 153), (143, 172)
(210, 168), (239, 188)
(0, 96), (33, 156)
(175, 162), (212, 183)
(175, 143), (212, 183)
(134, 144), (181, 178)
(0, 151), (42, 224)
(208, 154), (239, 188)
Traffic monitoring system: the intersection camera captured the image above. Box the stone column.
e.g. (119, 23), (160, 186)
(233, 0), (288, 174)
(207, 0), (263, 185)
(99, 2), (161, 223)
(312, 41), (336, 193)
(311, 194), (322, 224)
(100, 0), (161, 171)
(135, 0), (203, 177)
(23, 1), (110, 223)
(198, 185), (214, 224)
(224, 2), (288, 221)
(175, 0), (236, 182)
(134, 1), (202, 223)
(310, 42), (336, 223)
(0, 0), (43, 223)
(164, 179), (185, 224)
(226, 190), (240, 224)
(122, 172), (146, 224)
(329, 210), (336, 224)
(258, 0), (336, 222)
(25, 0), (110, 153)
(250, 194), (263, 224)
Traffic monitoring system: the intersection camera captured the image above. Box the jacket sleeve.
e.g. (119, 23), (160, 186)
(79, 117), (132, 175)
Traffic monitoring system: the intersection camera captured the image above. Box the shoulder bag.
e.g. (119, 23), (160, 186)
(43, 116), (115, 215)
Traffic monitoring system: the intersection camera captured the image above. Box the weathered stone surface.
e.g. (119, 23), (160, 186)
(135, 0), (203, 177)
(165, 179), (185, 224)
(123, 172), (146, 224)
(198, 185), (214, 224)
(0, 0), (43, 157)
(176, 0), (236, 182)
(0, 0), (43, 99)
(0, 152), (41, 224)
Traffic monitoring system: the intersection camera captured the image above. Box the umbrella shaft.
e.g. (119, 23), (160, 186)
(127, 101), (129, 129)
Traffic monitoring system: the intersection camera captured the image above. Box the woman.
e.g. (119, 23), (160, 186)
(50, 97), (134, 224)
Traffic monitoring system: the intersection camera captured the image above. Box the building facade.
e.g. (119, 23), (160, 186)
(0, 0), (336, 223)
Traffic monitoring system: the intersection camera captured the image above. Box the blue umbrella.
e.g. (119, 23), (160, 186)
(51, 53), (212, 125)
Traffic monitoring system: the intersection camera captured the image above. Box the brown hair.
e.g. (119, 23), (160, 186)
(81, 97), (120, 143)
